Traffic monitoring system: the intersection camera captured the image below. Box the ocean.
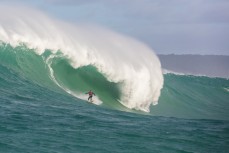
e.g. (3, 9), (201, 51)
(0, 7), (229, 153)
(0, 43), (229, 153)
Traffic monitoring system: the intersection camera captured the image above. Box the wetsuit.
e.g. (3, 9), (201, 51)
(87, 91), (95, 101)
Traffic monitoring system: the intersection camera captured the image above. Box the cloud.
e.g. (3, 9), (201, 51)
(1, 0), (229, 54)
(46, 0), (102, 5)
(40, 0), (229, 54)
(45, 0), (229, 23)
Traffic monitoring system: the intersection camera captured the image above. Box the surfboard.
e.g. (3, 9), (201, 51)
(88, 99), (94, 103)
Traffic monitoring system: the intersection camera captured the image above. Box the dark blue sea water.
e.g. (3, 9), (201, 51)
(0, 43), (229, 153)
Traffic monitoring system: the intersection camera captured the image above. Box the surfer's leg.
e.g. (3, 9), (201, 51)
(88, 95), (92, 101)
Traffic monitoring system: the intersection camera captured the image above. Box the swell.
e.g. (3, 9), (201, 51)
(152, 74), (229, 120)
(1, 6), (228, 119)
(1, 44), (229, 120)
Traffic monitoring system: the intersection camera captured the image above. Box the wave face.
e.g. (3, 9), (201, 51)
(1, 5), (229, 153)
(1, 41), (229, 120)
(154, 74), (229, 120)
(0, 6), (163, 112)
(1, 6), (228, 120)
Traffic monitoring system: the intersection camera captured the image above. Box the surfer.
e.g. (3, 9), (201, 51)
(85, 90), (95, 102)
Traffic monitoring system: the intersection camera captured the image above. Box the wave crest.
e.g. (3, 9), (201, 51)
(0, 6), (163, 112)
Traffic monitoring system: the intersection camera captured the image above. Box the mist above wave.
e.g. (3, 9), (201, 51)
(0, 6), (163, 112)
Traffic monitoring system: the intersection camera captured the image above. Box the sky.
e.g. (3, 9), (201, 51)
(1, 0), (229, 55)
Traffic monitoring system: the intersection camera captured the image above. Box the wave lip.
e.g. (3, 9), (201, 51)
(0, 6), (164, 112)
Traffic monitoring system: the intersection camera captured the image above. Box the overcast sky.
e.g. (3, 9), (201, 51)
(1, 0), (229, 55)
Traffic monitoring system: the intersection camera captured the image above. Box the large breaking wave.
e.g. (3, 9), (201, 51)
(0, 6), (164, 112)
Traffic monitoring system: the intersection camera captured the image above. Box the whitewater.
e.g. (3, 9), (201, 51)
(0, 6), (163, 112)
(0, 6), (229, 153)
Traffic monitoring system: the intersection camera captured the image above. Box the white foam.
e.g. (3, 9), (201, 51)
(162, 69), (186, 75)
(0, 6), (164, 112)
(224, 88), (229, 92)
(163, 69), (213, 78)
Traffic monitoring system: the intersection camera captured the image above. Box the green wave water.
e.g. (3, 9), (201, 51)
(1, 43), (229, 120)
(50, 58), (123, 108)
(0, 7), (229, 153)
(1, 43), (229, 153)
(154, 74), (229, 120)
(0, 43), (130, 110)
(0, 6), (164, 112)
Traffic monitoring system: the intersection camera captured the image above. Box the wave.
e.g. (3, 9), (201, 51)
(1, 43), (229, 120)
(163, 69), (212, 78)
(224, 88), (229, 92)
(1, 6), (228, 120)
(154, 74), (229, 120)
(162, 69), (187, 76)
(0, 6), (163, 112)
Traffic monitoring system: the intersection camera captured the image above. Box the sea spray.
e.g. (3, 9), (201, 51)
(0, 6), (163, 112)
